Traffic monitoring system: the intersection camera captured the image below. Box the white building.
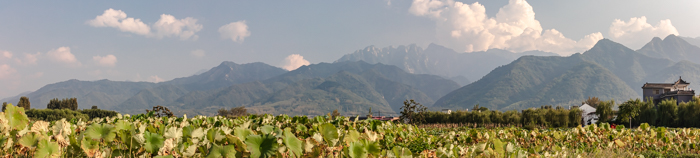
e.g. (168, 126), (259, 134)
(578, 104), (598, 126)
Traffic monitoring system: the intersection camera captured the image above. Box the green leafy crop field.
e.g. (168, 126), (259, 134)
(1, 104), (699, 158)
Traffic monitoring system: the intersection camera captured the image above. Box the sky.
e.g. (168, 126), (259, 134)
(1, 0), (699, 99)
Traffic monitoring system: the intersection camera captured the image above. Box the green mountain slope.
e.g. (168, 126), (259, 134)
(433, 54), (639, 110)
(581, 39), (674, 95)
(0, 79), (157, 110)
(166, 61), (459, 116)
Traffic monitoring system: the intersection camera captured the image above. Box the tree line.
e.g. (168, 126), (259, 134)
(421, 105), (583, 128)
(609, 96), (700, 128)
(2, 96), (118, 121)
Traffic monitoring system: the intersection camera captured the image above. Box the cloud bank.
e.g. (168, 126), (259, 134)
(281, 54), (310, 71)
(219, 21), (251, 43)
(93, 54), (118, 67)
(409, 0), (603, 55)
(609, 16), (679, 49)
(88, 8), (202, 40)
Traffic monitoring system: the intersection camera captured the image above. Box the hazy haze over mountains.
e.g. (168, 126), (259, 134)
(335, 43), (558, 83)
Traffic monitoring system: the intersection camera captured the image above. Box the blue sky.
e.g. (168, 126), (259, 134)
(1, 0), (699, 99)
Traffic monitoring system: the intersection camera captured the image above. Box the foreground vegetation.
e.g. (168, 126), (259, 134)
(2, 104), (700, 157)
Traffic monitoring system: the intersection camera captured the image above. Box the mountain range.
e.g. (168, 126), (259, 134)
(433, 35), (700, 110)
(2, 34), (699, 115)
(335, 44), (559, 85)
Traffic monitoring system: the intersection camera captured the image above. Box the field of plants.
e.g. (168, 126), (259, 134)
(2, 104), (700, 158)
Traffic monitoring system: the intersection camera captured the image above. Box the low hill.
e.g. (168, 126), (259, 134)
(0, 79), (157, 110)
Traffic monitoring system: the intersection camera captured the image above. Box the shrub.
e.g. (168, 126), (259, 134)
(26, 108), (89, 122)
(80, 109), (119, 119)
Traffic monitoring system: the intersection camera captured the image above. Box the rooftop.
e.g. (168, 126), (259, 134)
(642, 77), (689, 88)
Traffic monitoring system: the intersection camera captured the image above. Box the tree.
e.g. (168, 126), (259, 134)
(583, 97), (601, 107)
(17, 96), (30, 110)
(569, 107), (583, 127)
(367, 107), (373, 118)
(217, 106), (248, 118)
(331, 109), (340, 119)
(595, 100), (615, 123)
(637, 97), (658, 126)
(399, 99), (427, 124)
(91, 106), (98, 109)
(618, 99), (642, 127)
(657, 99), (678, 127)
(47, 98), (78, 110)
(146, 105), (174, 117)
(1, 102), (6, 112)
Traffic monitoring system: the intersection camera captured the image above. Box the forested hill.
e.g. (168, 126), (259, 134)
(433, 36), (700, 111)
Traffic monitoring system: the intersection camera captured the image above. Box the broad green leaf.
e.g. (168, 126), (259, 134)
(19, 132), (40, 148)
(320, 123), (338, 145)
(283, 128), (303, 158)
(246, 134), (279, 158)
(114, 120), (132, 131)
(207, 128), (226, 144)
(391, 146), (413, 158)
(234, 127), (255, 141)
(144, 131), (165, 154)
(35, 139), (60, 158)
(349, 141), (368, 158)
(5, 104), (29, 130)
(226, 135), (249, 153)
(344, 130), (361, 145)
(80, 138), (100, 157)
(85, 123), (117, 142)
(206, 144), (237, 158)
(493, 139), (505, 156)
(261, 125), (275, 135)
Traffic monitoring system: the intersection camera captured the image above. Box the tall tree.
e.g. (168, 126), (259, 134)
(618, 99), (642, 127)
(583, 97), (601, 108)
(657, 99), (678, 127)
(17, 96), (30, 110)
(400, 99), (427, 124)
(595, 100), (615, 123)
(1, 102), (6, 112)
(637, 98), (657, 126)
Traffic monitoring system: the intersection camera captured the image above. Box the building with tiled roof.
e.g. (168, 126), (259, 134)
(642, 77), (695, 105)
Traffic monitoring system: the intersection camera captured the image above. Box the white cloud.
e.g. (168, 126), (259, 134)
(93, 54), (117, 67)
(191, 49), (205, 58)
(148, 75), (165, 83)
(219, 21), (251, 43)
(409, 0), (603, 55)
(88, 8), (202, 40)
(16, 52), (39, 66)
(46, 47), (81, 67)
(281, 54), (310, 71)
(609, 16), (679, 49)
(87, 8), (150, 35)
(0, 64), (16, 79)
(152, 14), (203, 40)
(1, 51), (12, 59)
